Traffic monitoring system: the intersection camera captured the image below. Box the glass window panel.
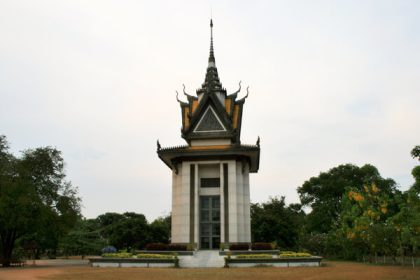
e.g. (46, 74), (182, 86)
(201, 178), (220, 188)
(212, 224), (220, 236)
(212, 237), (220, 249)
(212, 197), (220, 209)
(201, 223), (210, 236)
(201, 237), (210, 249)
(201, 210), (209, 222)
(212, 210), (220, 222)
(201, 198), (210, 209)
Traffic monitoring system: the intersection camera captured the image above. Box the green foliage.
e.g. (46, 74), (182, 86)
(149, 216), (171, 244)
(411, 146), (420, 161)
(298, 164), (398, 233)
(235, 254), (272, 259)
(391, 186), (420, 257)
(59, 218), (107, 257)
(298, 233), (327, 256)
(106, 212), (149, 250)
(411, 166), (420, 192)
(0, 136), (80, 267)
(340, 183), (401, 257)
(102, 252), (133, 258)
(136, 253), (174, 259)
(95, 213), (171, 251)
(279, 252), (311, 257)
(251, 197), (305, 249)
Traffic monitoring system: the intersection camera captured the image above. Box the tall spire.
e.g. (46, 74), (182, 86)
(197, 18), (223, 95)
(208, 19), (216, 68)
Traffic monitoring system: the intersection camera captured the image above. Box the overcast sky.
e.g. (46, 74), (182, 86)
(1, 1), (419, 221)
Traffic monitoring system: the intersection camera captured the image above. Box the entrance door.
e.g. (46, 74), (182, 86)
(199, 196), (220, 249)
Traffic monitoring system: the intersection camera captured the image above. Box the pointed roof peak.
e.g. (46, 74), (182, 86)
(208, 18), (215, 68)
(197, 19), (224, 95)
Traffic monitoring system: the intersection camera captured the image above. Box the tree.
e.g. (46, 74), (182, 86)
(340, 183), (400, 260)
(411, 166), (420, 192)
(251, 197), (305, 249)
(97, 212), (150, 250)
(298, 164), (397, 233)
(59, 218), (106, 258)
(411, 145), (420, 161)
(149, 215), (171, 244)
(0, 136), (80, 266)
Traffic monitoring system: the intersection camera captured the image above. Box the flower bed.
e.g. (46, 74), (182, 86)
(279, 252), (311, 258)
(90, 252), (179, 268)
(224, 252), (322, 268)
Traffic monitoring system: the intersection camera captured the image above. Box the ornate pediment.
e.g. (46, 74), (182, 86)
(194, 106), (226, 132)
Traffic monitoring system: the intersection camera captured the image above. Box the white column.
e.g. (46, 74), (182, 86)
(171, 164), (183, 242)
(220, 162), (225, 244)
(172, 162), (190, 243)
(228, 160), (238, 242)
(236, 161), (245, 242)
(194, 164), (199, 247)
(243, 163), (251, 243)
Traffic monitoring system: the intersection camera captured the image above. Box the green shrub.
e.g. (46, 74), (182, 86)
(102, 252), (133, 258)
(279, 252), (311, 258)
(251, 242), (274, 250)
(235, 254), (273, 259)
(280, 251), (296, 254)
(136, 254), (174, 259)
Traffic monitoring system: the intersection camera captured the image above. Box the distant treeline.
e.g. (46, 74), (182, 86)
(1, 134), (419, 266)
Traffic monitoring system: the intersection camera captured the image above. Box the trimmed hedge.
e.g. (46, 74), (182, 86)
(235, 254), (273, 259)
(102, 252), (132, 258)
(168, 244), (187, 251)
(279, 252), (311, 258)
(146, 243), (169, 251)
(251, 243), (273, 250)
(136, 254), (174, 259)
(229, 243), (250, 251)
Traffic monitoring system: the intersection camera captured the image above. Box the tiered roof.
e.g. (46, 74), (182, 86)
(157, 20), (260, 173)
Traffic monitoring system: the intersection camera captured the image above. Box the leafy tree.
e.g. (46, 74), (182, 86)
(251, 197), (305, 249)
(149, 215), (171, 244)
(99, 212), (150, 250)
(96, 212), (124, 241)
(340, 183), (400, 259)
(0, 136), (80, 266)
(411, 145), (420, 161)
(411, 166), (420, 192)
(59, 218), (106, 258)
(391, 169), (420, 260)
(298, 164), (397, 233)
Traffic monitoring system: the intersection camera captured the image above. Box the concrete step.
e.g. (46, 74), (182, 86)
(179, 251), (225, 268)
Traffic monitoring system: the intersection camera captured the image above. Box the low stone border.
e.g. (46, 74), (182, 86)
(136, 250), (194, 256)
(89, 257), (179, 268)
(219, 250), (279, 256)
(225, 257), (322, 268)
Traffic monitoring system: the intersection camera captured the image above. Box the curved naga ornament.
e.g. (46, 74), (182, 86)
(183, 84), (194, 99)
(176, 90), (187, 105)
(238, 86), (250, 102)
(229, 81), (242, 97)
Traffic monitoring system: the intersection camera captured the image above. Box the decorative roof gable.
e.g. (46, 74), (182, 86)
(195, 106), (226, 132)
(176, 20), (250, 144)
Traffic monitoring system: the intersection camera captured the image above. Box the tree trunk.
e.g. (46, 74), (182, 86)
(1, 230), (16, 267)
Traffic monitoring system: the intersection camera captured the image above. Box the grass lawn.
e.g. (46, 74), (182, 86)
(0, 261), (419, 280)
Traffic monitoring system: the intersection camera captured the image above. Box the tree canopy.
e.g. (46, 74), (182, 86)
(0, 136), (81, 266)
(411, 145), (420, 161)
(251, 196), (304, 249)
(297, 164), (397, 233)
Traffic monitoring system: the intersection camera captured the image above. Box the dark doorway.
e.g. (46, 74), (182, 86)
(199, 196), (220, 249)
